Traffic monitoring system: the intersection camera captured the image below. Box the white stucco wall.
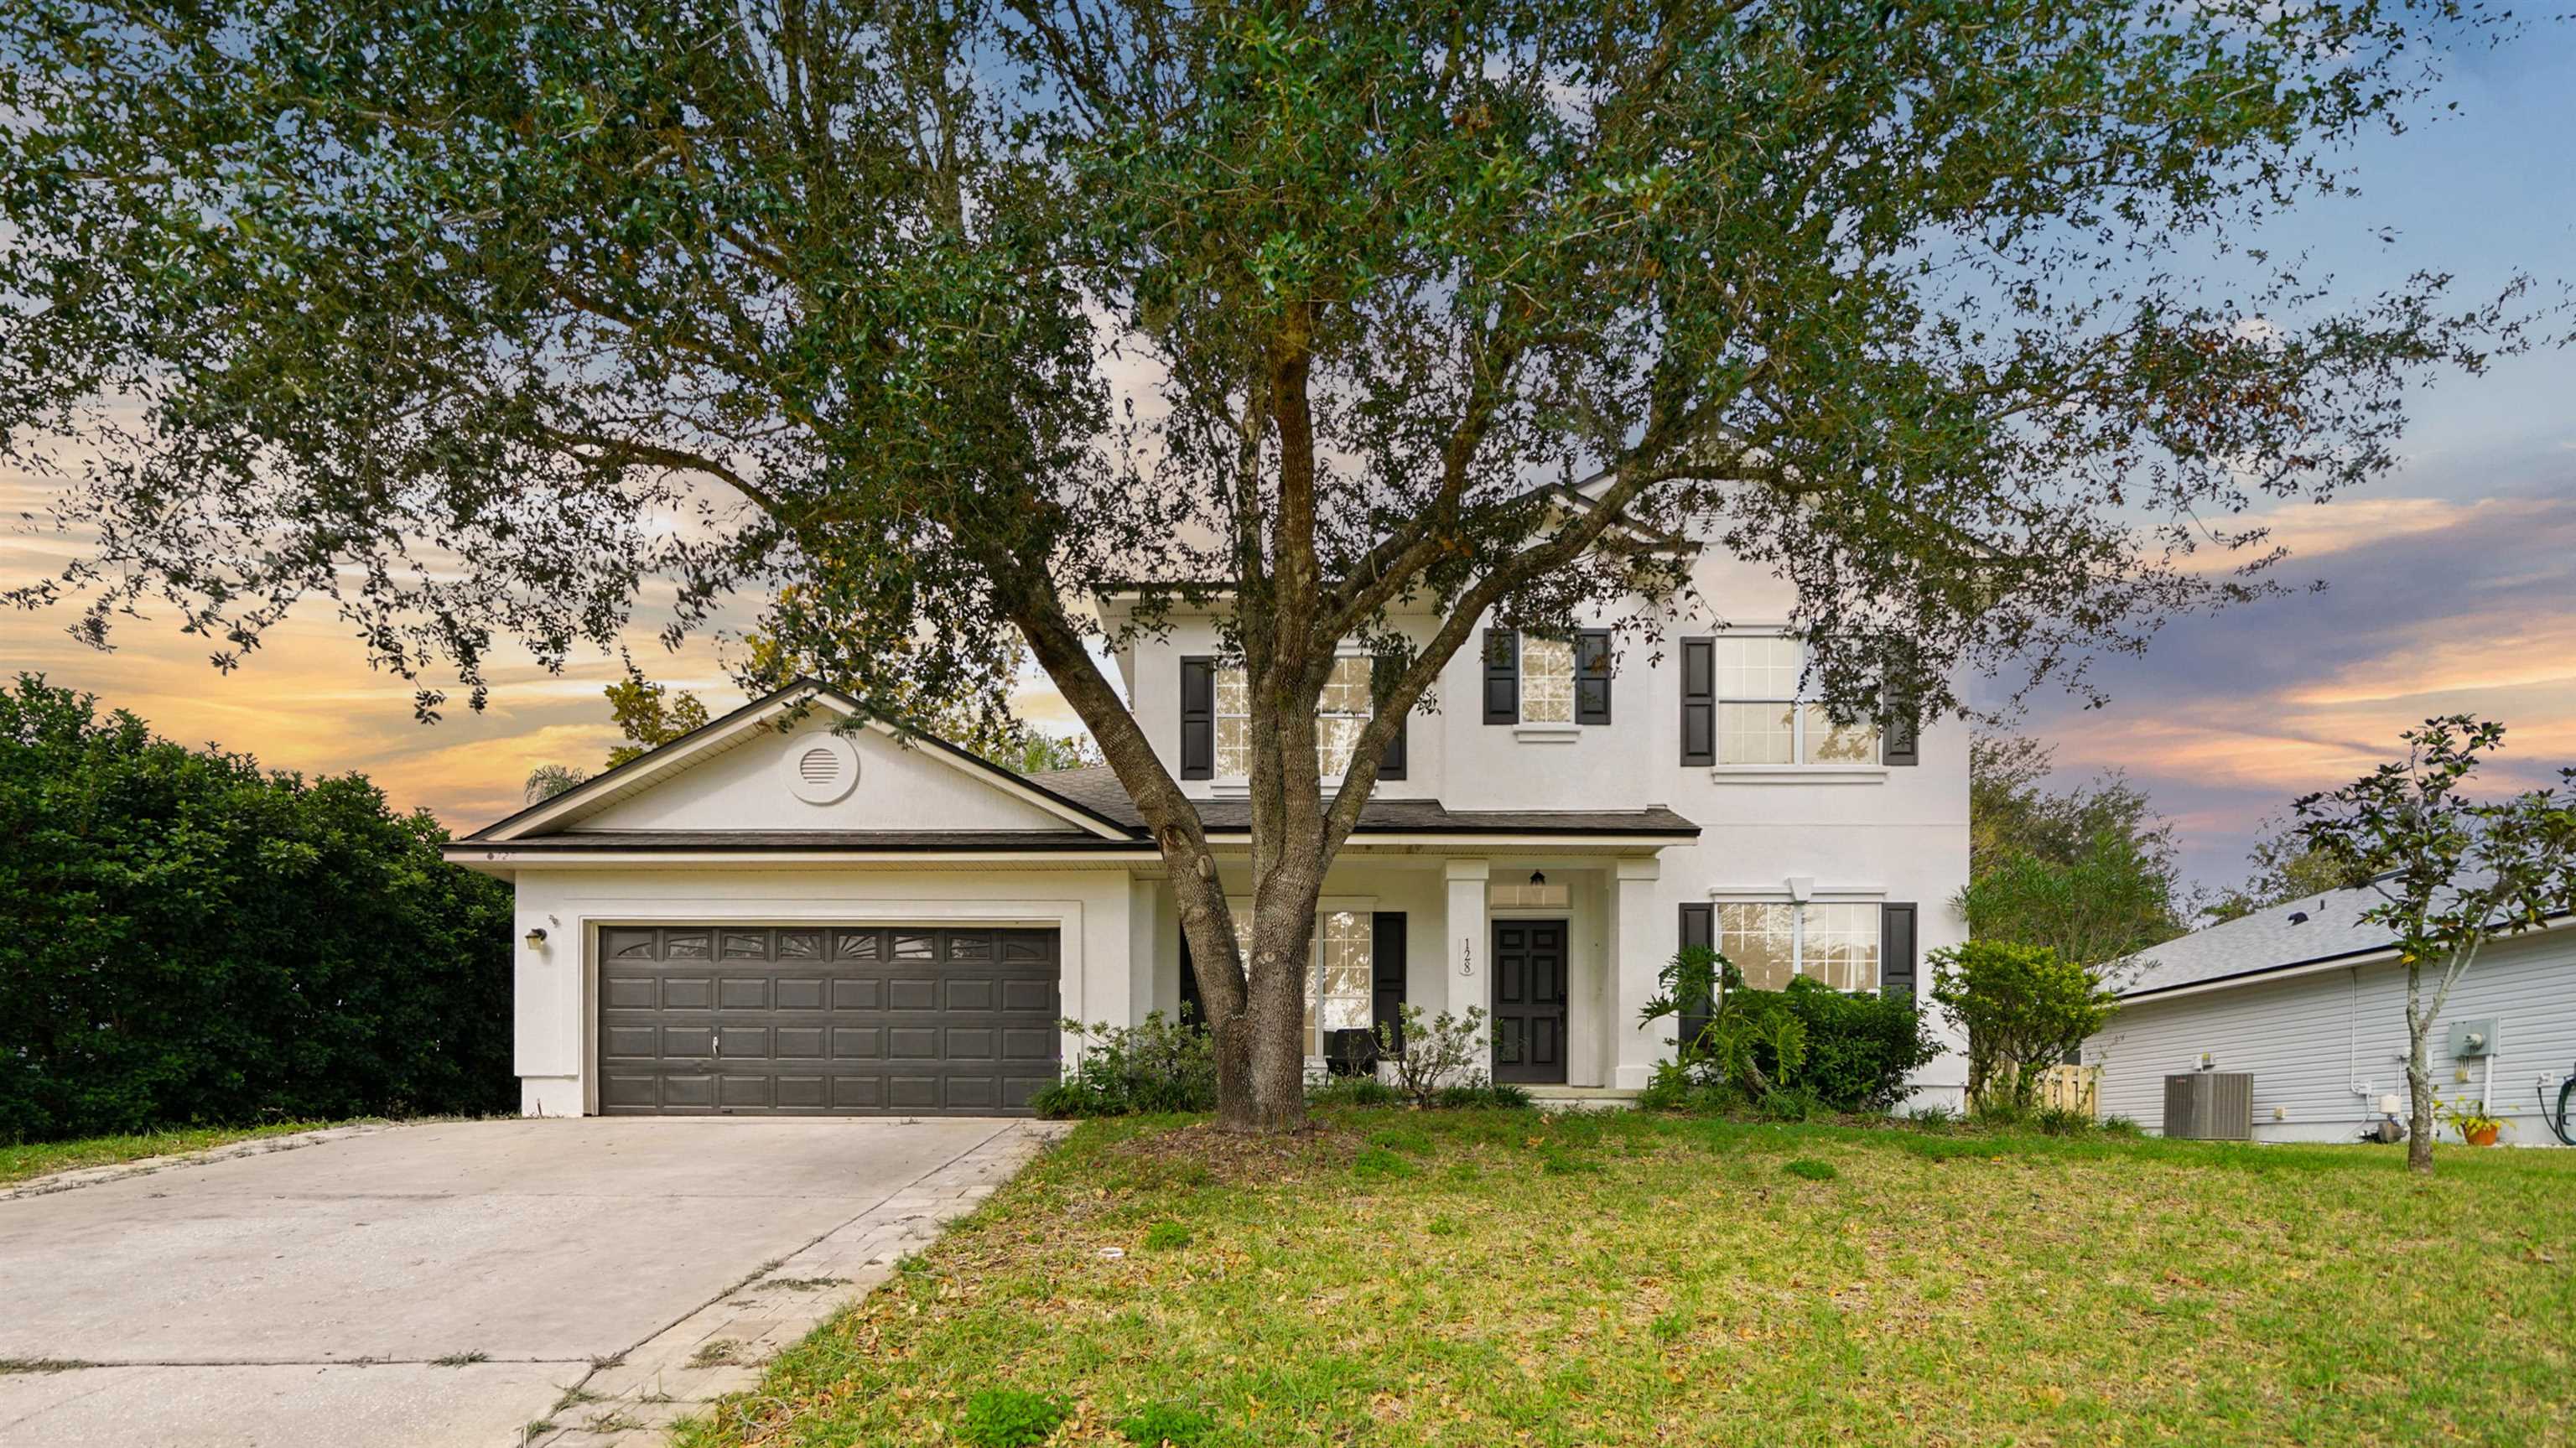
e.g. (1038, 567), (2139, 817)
(575, 710), (1079, 834)
(508, 864), (1135, 1116)
(2086, 927), (2576, 1144)
(1099, 541), (1974, 1099)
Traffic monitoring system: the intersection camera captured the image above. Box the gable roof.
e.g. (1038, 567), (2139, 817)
(462, 679), (1136, 843)
(2116, 880), (2574, 1002)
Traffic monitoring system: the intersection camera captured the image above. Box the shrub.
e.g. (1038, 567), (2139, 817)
(2033, 1105), (2096, 1136)
(2100, 1115), (2143, 1138)
(1117, 1402), (1215, 1446)
(1307, 1074), (1400, 1107)
(1928, 939), (2117, 1110)
(1141, 1221), (1192, 1251)
(1031, 1011), (1215, 1118)
(1433, 1082), (1532, 1110)
(0, 676), (514, 1142)
(1905, 1102), (1959, 1129)
(1784, 1158), (1840, 1181)
(1374, 1004), (1491, 1108)
(958, 1388), (1070, 1448)
(1642, 947), (1940, 1114)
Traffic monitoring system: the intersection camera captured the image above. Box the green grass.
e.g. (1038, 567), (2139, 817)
(0, 1122), (342, 1188)
(678, 1109), (2576, 1447)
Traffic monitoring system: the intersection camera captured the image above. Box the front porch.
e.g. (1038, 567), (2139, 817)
(1148, 853), (1677, 1092)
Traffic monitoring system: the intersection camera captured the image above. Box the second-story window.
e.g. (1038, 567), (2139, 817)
(1714, 637), (1878, 766)
(1519, 637), (1576, 723)
(1213, 657), (1374, 780)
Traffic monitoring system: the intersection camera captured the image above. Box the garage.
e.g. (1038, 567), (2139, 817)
(597, 925), (1061, 1115)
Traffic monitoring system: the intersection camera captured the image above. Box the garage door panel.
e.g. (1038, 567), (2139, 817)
(599, 925), (1060, 1116)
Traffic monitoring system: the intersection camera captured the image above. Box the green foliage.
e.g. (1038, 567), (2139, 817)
(1432, 1084), (1533, 1111)
(1140, 1222), (1192, 1252)
(2203, 814), (2376, 923)
(522, 763), (590, 802)
(1929, 942), (2117, 1111)
(1029, 1013), (1215, 1118)
(1374, 1004), (1493, 1108)
(1962, 734), (2191, 965)
(1007, 731), (1105, 776)
(1352, 1147), (1418, 1181)
(1306, 1074), (1400, 1108)
(2291, 716), (2576, 1172)
(1, 0), (2528, 1132)
(2100, 1116), (2144, 1138)
(1645, 948), (1938, 1113)
(0, 677), (513, 1142)
(602, 672), (714, 770)
(957, 1389), (1069, 1448)
(1784, 1158), (1840, 1181)
(1115, 1402), (1214, 1447)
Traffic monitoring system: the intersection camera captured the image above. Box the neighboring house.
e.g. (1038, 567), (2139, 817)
(2085, 885), (2576, 1143)
(444, 532), (1970, 1118)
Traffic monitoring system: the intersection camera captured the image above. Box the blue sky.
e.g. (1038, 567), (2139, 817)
(3, 20), (2569, 891)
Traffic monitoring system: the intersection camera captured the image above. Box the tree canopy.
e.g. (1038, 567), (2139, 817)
(0, 0), (2540, 1128)
(1961, 732), (2192, 968)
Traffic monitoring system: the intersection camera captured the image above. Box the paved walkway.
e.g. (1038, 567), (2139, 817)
(0, 1117), (1063, 1447)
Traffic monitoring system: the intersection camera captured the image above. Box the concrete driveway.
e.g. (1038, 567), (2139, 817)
(0, 1117), (1052, 1447)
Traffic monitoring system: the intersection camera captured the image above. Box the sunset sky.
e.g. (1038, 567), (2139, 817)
(4, 28), (2571, 895)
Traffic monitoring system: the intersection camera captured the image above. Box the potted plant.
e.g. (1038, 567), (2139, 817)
(2438, 1096), (2507, 1147)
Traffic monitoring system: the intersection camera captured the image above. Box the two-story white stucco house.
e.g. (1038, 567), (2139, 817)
(444, 537), (1971, 1117)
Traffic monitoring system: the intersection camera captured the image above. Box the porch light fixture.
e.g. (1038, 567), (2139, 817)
(523, 926), (548, 952)
(1529, 870), (1546, 886)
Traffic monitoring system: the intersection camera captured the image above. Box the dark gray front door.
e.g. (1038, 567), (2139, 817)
(597, 925), (1060, 1115)
(1491, 920), (1569, 1085)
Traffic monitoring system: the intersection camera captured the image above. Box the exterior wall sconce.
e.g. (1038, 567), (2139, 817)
(524, 926), (549, 952)
(1529, 870), (1546, 886)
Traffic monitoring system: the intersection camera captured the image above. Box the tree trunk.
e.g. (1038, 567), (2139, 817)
(2405, 965), (2435, 1174)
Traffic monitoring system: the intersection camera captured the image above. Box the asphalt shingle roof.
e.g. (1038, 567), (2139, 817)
(2116, 883), (2398, 999)
(1027, 765), (1697, 837)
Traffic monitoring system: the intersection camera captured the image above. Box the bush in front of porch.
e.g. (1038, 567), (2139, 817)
(1641, 947), (1939, 1117)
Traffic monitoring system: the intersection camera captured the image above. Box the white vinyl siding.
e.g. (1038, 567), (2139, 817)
(2084, 927), (2576, 1142)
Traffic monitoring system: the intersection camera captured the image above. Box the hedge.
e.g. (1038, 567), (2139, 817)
(0, 675), (515, 1141)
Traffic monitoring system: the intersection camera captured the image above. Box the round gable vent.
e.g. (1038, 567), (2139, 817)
(782, 733), (860, 805)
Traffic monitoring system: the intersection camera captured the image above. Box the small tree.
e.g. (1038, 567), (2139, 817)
(523, 764), (590, 802)
(2291, 717), (2576, 1174)
(1929, 941), (2116, 1110)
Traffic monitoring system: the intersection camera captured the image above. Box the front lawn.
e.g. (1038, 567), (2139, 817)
(0, 1121), (343, 1188)
(683, 1110), (2576, 1447)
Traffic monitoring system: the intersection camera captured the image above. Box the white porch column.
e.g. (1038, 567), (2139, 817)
(1610, 857), (1668, 1091)
(1441, 859), (1491, 1080)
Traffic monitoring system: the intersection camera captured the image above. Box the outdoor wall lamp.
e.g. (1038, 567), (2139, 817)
(523, 926), (548, 952)
(1529, 870), (1546, 886)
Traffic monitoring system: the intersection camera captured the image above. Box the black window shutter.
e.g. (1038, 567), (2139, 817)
(1677, 902), (1715, 1051)
(1882, 641), (1920, 766)
(1371, 911), (1407, 1053)
(1576, 630), (1613, 725)
(1679, 638), (1715, 766)
(1880, 902), (1919, 999)
(1180, 657), (1215, 779)
(1371, 655), (1408, 780)
(1178, 926), (1203, 1025)
(1483, 629), (1518, 724)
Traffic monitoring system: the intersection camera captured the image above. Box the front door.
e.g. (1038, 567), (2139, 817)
(1490, 920), (1569, 1085)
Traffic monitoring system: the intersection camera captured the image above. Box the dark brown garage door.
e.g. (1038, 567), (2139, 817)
(597, 925), (1061, 1115)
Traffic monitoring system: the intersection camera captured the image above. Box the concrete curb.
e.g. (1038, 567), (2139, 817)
(522, 1119), (1071, 1448)
(0, 1122), (405, 1202)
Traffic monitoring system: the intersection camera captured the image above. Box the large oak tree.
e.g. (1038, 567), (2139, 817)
(0, 0), (2537, 1129)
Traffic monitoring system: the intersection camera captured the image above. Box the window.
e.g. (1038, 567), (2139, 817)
(1232, 908), (1374, 1056)
(1212, 658), (1374, 780)
(1520, 637), (1576, 724)
(1711, 637), (1878, 766)
(1716, 900), (1881, 990)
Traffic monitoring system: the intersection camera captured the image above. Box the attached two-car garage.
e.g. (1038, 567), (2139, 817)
(597, 925), (1062, 1115)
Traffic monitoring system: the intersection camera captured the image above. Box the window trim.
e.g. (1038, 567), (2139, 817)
(1208, 655), (1376, 786)
(1705, 892), (1888, 993)
(1707, 633), (1883, 775)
